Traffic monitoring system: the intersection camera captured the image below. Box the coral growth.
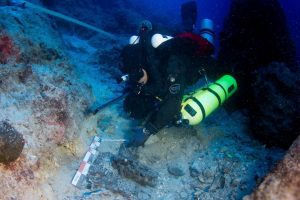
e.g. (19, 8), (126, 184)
(0, 32), (20, 64)
(19, 42), (61, 64)
(0, 6), (94, 200)
(33, 86), (69, 145)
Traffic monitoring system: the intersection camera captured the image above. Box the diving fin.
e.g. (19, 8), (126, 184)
(181, 0), (197, 32)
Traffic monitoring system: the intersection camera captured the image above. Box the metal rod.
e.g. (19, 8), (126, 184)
(91, 92), (128, 115)
(24, 1), (116, 39)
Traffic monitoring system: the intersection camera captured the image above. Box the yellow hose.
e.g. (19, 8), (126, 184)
(24, 1), (116, 39)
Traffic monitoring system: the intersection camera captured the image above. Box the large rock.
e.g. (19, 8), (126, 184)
(249, 62), (300, 148)
(244, 136), (300, 200)
(218, 0), (296, 109)
(0, 121), (25, 164)
(218, 0), (299, 147)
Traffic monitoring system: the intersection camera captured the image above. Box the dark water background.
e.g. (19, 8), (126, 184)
(280, 0), (300, 62)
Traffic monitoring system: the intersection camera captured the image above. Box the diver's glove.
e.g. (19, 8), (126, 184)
(125, 123), (158, 147)
(116, 68), (144, 84)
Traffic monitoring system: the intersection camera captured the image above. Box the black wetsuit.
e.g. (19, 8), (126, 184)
(121, 32), (214, 132)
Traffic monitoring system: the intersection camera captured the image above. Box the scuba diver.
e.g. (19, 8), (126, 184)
(0, 0), (25, 7)
(120, 1), (215, 147)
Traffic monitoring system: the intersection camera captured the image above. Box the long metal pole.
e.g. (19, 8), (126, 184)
(23, 1), (116, 39)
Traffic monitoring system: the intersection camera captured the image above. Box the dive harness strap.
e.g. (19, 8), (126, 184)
(185, 96), (206, 119)
(214, 82), (228, 99)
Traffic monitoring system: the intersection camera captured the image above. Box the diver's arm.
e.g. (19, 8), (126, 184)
(142, 53), (165, 95)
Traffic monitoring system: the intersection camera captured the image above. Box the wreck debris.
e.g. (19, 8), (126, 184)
(111, 154), (158, 187)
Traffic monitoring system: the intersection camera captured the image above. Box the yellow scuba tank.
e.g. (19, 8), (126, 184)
(181, 75), (237, 125)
